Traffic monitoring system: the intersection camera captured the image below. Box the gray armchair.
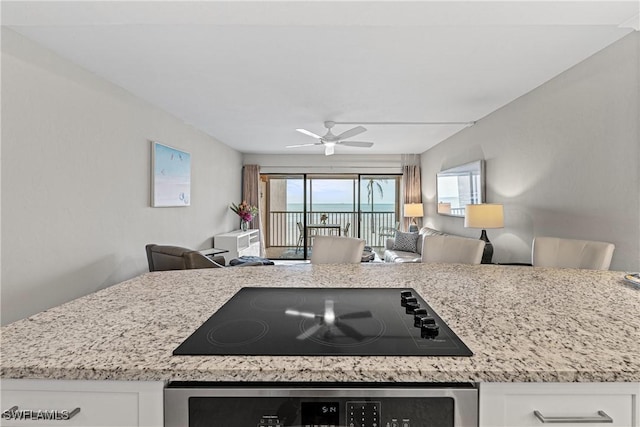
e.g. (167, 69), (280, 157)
(145, 244), (225, 272)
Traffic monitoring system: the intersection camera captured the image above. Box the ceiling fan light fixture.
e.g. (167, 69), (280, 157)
(291, 121), (374, 155)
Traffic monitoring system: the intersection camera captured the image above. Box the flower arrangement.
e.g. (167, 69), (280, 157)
(230, 201), (258, 222)
(320, 213), (328, 225)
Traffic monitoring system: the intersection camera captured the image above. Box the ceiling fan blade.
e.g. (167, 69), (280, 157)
(339, 141), (374, 148)
(286, 143), (321, 148)
(285, 309), (318, 319)
(296, 323), (323, 340)
(324, 144), (335, 156)
(334, 320), (365, 341)
(296, 128), (323, 139)
(336, 126), (366, 140)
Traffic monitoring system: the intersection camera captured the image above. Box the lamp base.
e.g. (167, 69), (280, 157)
(408, 224), (418, 233)
(479, 229), (494, 264)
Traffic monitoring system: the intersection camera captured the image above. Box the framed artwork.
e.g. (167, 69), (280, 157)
(151, 141), (191, 207)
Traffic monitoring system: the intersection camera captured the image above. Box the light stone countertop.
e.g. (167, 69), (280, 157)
(1, 263), (639, 383)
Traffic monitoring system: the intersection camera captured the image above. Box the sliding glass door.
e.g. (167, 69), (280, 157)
(262, 174), (400, 260)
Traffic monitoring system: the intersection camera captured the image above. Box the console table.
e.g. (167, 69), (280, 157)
(213, 229), (260, 263)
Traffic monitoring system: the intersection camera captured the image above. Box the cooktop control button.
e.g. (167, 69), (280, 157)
(413, 307), (427, 316)
(413, 308), (428, 327)
(400, 295), (416, 307)
(405, 302), (419, 314)
(421, 323), (440, 338)
(421, 317), (436, 325)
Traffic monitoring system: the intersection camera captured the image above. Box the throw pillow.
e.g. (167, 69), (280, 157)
(393, 231), (419, 252)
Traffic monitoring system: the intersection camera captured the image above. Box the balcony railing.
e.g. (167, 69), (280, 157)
(267, 211), (398, 248)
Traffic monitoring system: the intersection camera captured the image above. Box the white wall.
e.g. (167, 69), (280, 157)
(421, 32), (639, 271)
(1, 28), (243, 325)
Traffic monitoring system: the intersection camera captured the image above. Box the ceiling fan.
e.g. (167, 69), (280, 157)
(287, 121), (374, 156)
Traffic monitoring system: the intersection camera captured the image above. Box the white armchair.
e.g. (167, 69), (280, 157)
(532, 237), (615, 270)
(310, 235), (365, 264)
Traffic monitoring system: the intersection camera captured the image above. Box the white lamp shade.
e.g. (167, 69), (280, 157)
(404, 203), (424, 218)
(464, 204), (504, 229)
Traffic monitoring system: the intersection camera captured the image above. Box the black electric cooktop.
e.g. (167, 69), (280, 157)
(173, 287), (472, 357)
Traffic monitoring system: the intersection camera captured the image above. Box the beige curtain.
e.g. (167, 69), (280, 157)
(402, 164), (423, 231)
(242, 164), (266, 256)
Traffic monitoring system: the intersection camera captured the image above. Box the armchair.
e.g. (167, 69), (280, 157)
(145, 244), (226, 272)
(532, 237), (615, 270)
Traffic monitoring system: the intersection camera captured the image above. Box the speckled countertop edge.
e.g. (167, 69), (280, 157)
(2, 263), (639, 383)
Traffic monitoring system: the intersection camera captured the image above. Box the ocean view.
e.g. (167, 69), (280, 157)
(286, 203), (396, 212)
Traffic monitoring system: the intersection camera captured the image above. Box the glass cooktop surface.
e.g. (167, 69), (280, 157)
(173, 287), (472, 356)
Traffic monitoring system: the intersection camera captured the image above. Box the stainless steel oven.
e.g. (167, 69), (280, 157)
(164, 382), (478, 427)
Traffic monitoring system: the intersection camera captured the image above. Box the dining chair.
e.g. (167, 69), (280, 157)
(421, 235), (485, 265)
(310, 235), (365, 264)
(145, 244), (225, 271)
(532, 237), (615, 270)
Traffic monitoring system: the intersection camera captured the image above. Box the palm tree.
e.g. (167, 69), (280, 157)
(366, 178), (386, 241)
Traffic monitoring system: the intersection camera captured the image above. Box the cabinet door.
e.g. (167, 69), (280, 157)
(480, 382), (640, 427)
(1, 379), (164, 427)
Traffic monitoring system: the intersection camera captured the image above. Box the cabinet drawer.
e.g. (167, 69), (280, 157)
(480, 382), (640, 427)
(1, 379), (163, 427)
(504, 393), (632, 426)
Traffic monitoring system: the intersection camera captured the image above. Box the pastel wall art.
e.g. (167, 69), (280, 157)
(151, 141), (191, 207)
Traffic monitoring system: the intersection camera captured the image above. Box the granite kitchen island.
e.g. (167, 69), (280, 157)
(1, 263), (639, 426)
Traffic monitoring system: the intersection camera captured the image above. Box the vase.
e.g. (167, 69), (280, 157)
(240, 220), (248, 232)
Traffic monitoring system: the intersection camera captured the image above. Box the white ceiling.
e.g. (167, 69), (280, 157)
(3, 1), (638, 155)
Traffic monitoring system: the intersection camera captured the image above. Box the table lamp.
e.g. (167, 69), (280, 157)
(464, 203), (504, 264)
(404, 203), (424, 232)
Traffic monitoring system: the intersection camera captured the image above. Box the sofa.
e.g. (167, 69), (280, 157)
(383, 227), (454, 263)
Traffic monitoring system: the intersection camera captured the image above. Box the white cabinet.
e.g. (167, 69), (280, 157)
(214, 229), (260, 262)
(480, 382), (640, 427)
(1, 379), (164, 427)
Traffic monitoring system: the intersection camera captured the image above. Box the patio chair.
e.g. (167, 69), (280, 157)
(295, 221), (304, 253)
(378, 221), (400, 245)
(343, 222), (351, 237)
